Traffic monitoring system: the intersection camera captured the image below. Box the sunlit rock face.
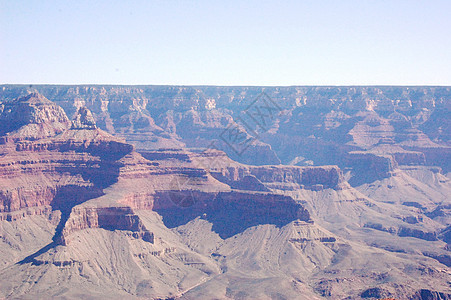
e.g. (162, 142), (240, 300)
(0, 92), (70, 141)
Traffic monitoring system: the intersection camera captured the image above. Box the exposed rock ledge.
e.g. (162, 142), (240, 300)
(152, 148), (349, 191)
(60, 206), (154, 245)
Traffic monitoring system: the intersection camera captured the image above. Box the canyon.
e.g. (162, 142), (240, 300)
(0, 86), (450, 299)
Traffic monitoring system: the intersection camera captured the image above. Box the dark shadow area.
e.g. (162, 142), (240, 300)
(17, 186), (104, 265)
(17, 241), (57, 265)
(139, 150), (191, 162)
(346, 153), (394, 186)
(205, 204), (301, 239)
(55, 141), (133, 163)
(53, 162), (120, 189)
(51, 186), (104, 242)
(86, 141), (134, 161)
(347, 168), (391, 186)
(210, 173), (270, 192)
(154, 191), (308, 239)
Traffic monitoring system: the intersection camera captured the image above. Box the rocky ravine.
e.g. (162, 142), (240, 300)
(0, 91), (449, 299)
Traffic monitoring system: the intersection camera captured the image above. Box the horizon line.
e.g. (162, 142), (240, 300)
(1, 83), (451, 88)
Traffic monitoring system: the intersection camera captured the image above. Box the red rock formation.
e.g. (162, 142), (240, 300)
(60, 206), (154, 245)
(0, 98), (140, 244)
(0, 94), (316, 246)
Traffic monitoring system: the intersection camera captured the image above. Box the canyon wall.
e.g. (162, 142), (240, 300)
(1, 85), (449, 176)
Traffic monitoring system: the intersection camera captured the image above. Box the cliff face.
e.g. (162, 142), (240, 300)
(60, 206), (154, 245)
(0, 132), (134, 215)
(0, 98), (141, 246)
(0, 93), (315, 245)
(142, 148), (346, 192)
(211, 161), (345, 191)
(346, 152), (397, 185)
(2, 85), (449, 173)
(249, 165), (344, 190)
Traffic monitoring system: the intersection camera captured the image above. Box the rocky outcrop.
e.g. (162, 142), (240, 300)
(0, 151), (108, 213)
(141, 148), (347, 192)
(406, 146), (451, 172)
(0, 97), (142, 249)
(392, 151), (426, 166)
(398, 226), (438, 241)
(364, 222), (439, 242)
(190, 148), (346, 191)
(3, 86), (449, 117)
(422, 252), (451, 267)
(368, 142), (427, 166)
(0, 140), (134, 214)
(216, 174), (270, 192)
(0, 206), (54, 221)
(71, 107), (96, 129)
(0, 92), (70, 141)
(364, 222), (397, 234)
(60, 206), (154, 245)
(249, 165), (345, 190)
(215, 191), (310, 222)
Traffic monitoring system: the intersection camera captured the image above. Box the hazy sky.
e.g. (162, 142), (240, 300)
(1, 0), (450, 85)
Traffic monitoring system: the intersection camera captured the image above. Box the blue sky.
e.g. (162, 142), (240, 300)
(1, 0), (450, 85)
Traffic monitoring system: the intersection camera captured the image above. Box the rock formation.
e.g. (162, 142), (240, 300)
(71, 106), (97, 129)
(0, 92), (70, 141)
